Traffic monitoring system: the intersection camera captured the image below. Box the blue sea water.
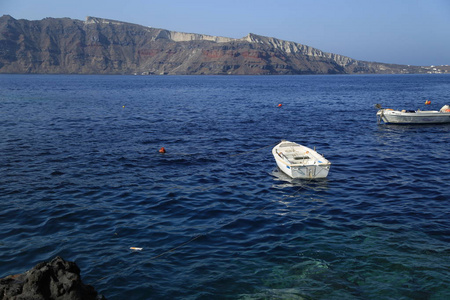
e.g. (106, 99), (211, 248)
(0, 74), (449, 300)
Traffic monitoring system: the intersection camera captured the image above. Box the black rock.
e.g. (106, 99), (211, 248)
(0, 256), (106, 300)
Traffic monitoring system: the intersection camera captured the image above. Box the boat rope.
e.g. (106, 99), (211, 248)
(156, 141), (278, 163)
(375, 104), (383, 124)
(228, 142), (279, 157)
(92, 173), (321, 284)
(6, 139), (320, 284)
(377, 110), (384, 124)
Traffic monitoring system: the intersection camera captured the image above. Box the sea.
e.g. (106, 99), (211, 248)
(0, 74), (449, 300)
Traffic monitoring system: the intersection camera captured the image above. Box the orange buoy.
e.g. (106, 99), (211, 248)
(159, 147), (166, 153)
(278, 104), (282, 107)
(425, 100), (431, 105)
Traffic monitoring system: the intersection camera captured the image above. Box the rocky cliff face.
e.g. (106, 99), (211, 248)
(0, 15), (427, 75)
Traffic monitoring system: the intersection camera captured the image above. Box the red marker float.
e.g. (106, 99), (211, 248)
(159, 147), (166, 153)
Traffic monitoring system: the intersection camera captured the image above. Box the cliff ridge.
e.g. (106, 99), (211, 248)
(0, 15), (431, 75)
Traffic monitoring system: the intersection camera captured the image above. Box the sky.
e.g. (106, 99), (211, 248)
(2, 0), (450, 66)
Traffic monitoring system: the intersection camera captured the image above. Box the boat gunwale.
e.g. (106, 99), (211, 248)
(273, 154), (329, 168)
(272, 143), (330, 168)
(382, 110), (450, 116)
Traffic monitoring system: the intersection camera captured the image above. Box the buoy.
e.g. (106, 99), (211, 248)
(278, 104), (282, 107)
(425, 100), (431, 105)
(122, 105), (125, 108)
(159, 147), (166, 153)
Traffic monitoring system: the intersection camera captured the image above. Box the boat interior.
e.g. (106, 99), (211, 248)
(276, 147), (315, 165)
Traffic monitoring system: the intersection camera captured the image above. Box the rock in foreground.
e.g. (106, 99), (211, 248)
(0, 256), (105, 300)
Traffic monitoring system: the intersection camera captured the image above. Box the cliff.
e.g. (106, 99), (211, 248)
(0, 15), (429, 75)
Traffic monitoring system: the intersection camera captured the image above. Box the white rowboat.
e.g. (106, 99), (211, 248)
(376, 105), (450, 124)
(272, 140), (331, 179)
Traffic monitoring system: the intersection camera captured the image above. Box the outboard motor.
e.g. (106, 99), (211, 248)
(439, 105), (450, 112)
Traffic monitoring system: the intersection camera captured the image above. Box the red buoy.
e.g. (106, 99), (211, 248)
(425, 100), (431, 105)
(159, 147), (166, 153)
(278, 104), (282, 107)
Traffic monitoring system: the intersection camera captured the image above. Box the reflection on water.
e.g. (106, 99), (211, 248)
(271, 167), (330, 191)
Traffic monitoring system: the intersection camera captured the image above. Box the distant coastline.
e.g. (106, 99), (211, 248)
(0, 15), (448, 75)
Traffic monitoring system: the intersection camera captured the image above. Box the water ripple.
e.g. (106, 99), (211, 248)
(0, 74), (449, 299)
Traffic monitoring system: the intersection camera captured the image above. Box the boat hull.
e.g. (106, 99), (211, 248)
(274, 158), (330, 179)
(377, 110), (450, 124)
(272, 141), (331, 179)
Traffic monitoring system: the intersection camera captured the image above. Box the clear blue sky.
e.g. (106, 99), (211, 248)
(2, 0), (450, 66)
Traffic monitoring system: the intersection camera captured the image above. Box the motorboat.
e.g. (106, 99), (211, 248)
(376, 104), (450, 124)
(272, 140), (331, 179)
